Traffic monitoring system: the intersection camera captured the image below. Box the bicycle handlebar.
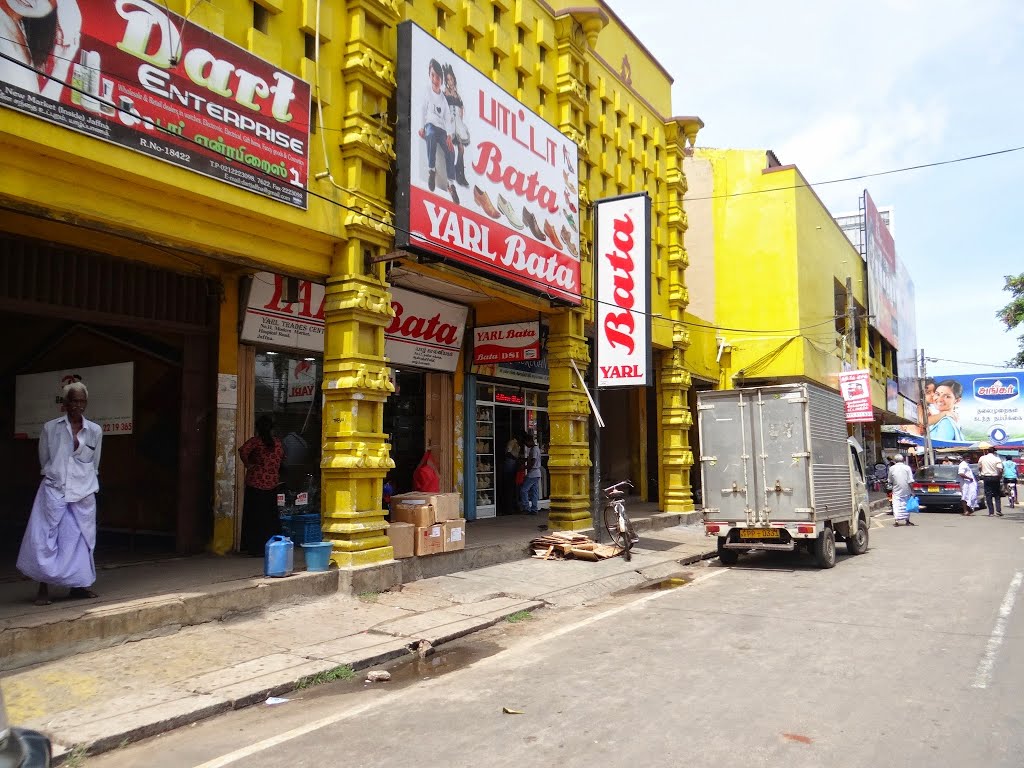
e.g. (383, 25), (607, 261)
(603, 480), (634, 493)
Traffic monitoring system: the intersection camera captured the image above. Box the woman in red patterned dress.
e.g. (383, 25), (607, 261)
(238, 414), (284, 556)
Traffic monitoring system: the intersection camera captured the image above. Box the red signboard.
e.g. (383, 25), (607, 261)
(840, 369), (874, 423)
(472, 322), (541, 365)
(0, 0), (310, 208)
(395, 22), (581, 304)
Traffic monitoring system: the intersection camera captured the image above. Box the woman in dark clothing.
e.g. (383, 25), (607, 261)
(238, 414), (284, 556)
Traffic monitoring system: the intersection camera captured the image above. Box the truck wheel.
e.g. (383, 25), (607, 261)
(717, 537), (740, 565)
(815, 527), (836, 569)
(846, 517), (869, 555)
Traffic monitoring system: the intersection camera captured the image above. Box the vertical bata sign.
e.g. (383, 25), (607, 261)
(595, 194), (652, 388)
(394, 22), (581, 304)
(0, 0), (310, 207)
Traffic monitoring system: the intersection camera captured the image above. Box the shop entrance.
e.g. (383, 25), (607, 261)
(383, 370), (426, 495)
(493, 403), (524, 515)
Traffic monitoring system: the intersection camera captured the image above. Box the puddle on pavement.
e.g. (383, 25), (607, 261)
(613, 572), (693, 596)
(299, 640), (502, 702)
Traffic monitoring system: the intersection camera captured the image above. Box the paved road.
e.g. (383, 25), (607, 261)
(86, 511), (1024, 768)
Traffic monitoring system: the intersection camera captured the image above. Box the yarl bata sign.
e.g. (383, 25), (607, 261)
(394, 22), (581, 304)
(839, 369), (874, 423)
(472, 322), (541, 365)
(595, 193), (652, 389)
(0, 0), (310, 208)
(241, 273), (325, 353)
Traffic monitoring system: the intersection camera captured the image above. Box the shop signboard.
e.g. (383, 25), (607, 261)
(472, 322), (541, 365)
(0, 0), (310, 208)
(394, 22), (581, 305)
(385, 288), (468, 373)
(864, 191), (898, 348)
(241, 273), (325, 353)
(594, 193), (652, 389)
(895, 258), (918, 399)
(286, 359), (318, 403)
(840, 369), (874, 423)
(15, 362), (134, 438)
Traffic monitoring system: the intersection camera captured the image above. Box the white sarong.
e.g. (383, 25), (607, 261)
(17, 482), (97, 588)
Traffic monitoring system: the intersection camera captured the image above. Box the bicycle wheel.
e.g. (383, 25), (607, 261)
(604, 502), (628, 549)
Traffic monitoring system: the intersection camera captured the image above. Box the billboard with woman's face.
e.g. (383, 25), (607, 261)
(921, 372), (1024, 447)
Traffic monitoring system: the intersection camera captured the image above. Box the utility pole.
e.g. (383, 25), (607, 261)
(919, 349), (933, 466)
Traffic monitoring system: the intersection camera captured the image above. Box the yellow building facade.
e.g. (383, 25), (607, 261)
(0, 0), (702, 571)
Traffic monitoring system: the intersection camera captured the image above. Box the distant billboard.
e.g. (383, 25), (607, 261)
(864, 191), (898, 348)
(895, 258), (918, 400)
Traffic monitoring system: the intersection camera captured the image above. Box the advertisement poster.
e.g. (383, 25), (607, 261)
(840, 369), (874, 423)
(472, 322), (540, 365)
(864, 191), (898, 348)
(895, 258), (918, 399)
(286, 359), (317, 404)
(0, 0), (310, 208)
(394, 22), (581, 304)
(15, 362), (134, 438)
(385, 288), (468, 373)
(899, 371), (1024, 448)
(241, 273), (325, 353)
(594, 193), (652, 389)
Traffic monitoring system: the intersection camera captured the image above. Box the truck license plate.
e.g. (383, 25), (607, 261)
(740, 528), (779, 539)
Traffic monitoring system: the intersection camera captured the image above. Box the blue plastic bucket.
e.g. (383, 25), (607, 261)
(302, 541), (333, 572)
(264, 535), (294, 578)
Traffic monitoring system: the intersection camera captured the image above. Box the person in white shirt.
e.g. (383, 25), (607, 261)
(977, 446), (1005, 516)
(417, 58), (460, 204)
(17, 381), (103, 605)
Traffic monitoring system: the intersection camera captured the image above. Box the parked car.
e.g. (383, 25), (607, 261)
(912, 465), (984, 511)
(0, 687), (50, 767)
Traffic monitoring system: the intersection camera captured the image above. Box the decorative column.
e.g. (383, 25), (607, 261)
(321, 240), (395, 567)
(546, 309), (593, 530)
(659, 117), (703, 513)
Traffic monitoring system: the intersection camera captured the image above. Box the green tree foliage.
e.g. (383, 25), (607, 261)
(997, 273), (1024, 367)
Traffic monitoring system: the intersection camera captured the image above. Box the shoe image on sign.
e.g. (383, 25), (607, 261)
(473, 186), (500, 218)
(560, 226), (578, 257)
(543, 220), (563, 250)
(496, 195), (524, 229)
(522, 207), (546, 241)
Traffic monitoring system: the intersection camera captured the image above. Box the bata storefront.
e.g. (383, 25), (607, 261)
(239, 272), (470, 538)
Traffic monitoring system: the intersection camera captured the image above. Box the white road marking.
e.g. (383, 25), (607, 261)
(972, 570), (1023, 689)
(192, 567), (731, 767)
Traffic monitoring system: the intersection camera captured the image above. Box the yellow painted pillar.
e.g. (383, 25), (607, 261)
(660, 346), (695, 513)
(211, 274), (238, 555)
(546, 309), (592, 530)
(320, 239), (396, 567)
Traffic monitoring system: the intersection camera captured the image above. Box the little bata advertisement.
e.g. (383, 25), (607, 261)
(0, 0), (310, 207)
(394, 22), (581, 304)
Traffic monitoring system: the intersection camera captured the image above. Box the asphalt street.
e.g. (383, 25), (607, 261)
(86, 509), (1024, 768)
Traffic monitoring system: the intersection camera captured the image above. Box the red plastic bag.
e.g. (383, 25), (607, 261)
(413, 450), (441, 492)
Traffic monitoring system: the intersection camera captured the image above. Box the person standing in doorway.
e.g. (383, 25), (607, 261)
(957, 454), (979, 515)
(501, 432), (521, 515)
(239, 414), (285, 556)
(978, 446), (1004, 516)
(17, 381), (102, 605)
(519, 432), (542, 515)
(888, 454), (916, 527)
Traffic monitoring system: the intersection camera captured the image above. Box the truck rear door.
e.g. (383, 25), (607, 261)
(698, 390), (756, 522)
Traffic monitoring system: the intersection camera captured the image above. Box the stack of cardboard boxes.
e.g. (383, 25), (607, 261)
(388, 492), (465, 559)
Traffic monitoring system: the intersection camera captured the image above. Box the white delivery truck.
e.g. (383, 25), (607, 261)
(697, 383), (872, 569)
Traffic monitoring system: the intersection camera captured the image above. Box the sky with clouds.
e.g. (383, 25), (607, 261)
(611, 0), (1023, 378)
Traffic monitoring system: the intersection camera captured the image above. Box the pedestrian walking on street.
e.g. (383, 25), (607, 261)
(519, 432), (542, 515)
(889, 454), (916, 527)
(17, 381), (102, 606)
(978, 446), (1005, 516)
(239, 414), (285, 556)
(1003, 457), (1018, 508)
(956, 454), (979, 515)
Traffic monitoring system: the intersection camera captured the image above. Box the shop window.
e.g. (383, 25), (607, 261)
(253, 3), (270, 33)
(304, 32), (316, 61)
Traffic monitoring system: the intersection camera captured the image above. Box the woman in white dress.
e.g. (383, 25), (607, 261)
(956, 455), (978, 515)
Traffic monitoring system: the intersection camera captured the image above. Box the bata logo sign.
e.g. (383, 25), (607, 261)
(241, 273), (325, 353)
(384, 288), (468, 373)
(0, 0), (310, 208)
(974, 378), (1020, 401)
(594, 194), (652, 389)
(394, 22), (581, 304)
(472, 322), (541, 365)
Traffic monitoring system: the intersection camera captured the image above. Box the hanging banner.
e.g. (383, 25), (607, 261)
(385, 288), (468, 373)
(594, 193), (652, 389)
(472, 322), (541, 365)
(839, 369), (874, 423)
(286, 359), (318, 404)
(394, 21), (581, 304)
(0, 0), (310, 208)
(15, 362), (134, 438)
(241, 273), (325, 353)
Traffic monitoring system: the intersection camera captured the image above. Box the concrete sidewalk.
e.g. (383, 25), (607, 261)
(2, 523), (718, 760)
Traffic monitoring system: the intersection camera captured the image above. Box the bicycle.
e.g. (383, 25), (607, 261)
(1005, 478), (1017, 509)
(602, 480), (639, 561)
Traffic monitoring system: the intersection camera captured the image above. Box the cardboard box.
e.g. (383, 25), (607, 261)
(415, 524), (445, 556)
(443, 519), (466, 552)
(392, 500), (435, 528)
(389, 521), (415, 559)
(392, 492), (462, 522)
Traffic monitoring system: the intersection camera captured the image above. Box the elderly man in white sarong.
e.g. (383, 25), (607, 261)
(889, 454), (916, 527)
(17, 381), (103, 606)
